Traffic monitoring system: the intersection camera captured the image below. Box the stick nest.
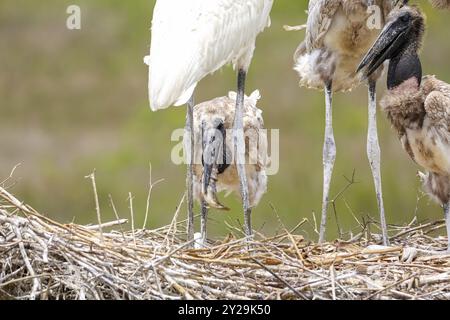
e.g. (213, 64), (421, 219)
(1, 186), (449, 300)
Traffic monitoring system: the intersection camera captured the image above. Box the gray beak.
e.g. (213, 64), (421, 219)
(201, 120), (229, 211)
(357, 16), (409, 78)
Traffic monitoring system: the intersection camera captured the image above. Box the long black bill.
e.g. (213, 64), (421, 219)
(201, 120), (229, 211)
(356, 15), (409, 78)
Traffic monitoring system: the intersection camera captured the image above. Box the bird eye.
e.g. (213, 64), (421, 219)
(400, 14), (410, 22)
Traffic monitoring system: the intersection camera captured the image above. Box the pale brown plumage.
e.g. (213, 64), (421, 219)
(381, 76), (450, 204)
(359, 4), (450, 251)
(191, 91), (268, 211)
(295, 0), (394, 91)
(372, 6), (450, 205)
(294, 0), (395, 245)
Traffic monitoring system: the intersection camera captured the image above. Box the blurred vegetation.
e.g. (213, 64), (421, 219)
(0, 1), (449, 241)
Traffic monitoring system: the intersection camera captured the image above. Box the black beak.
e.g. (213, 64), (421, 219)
(201, 119), (229, 211)
(201, 122), (216, 194)
(356, 16), (409, 78)
(202, 120), (225, 191)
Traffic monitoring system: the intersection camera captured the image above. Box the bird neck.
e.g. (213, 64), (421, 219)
(387, 47), (422, 90)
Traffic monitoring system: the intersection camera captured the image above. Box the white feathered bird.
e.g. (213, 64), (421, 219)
(145, 0), (273, 240)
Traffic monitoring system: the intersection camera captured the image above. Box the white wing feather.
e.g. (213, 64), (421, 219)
(148, 0), (273, 111)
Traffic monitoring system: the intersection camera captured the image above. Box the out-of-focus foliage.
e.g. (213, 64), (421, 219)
(0, 0), (449, 241)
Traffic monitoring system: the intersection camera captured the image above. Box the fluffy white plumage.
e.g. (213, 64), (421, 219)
(147, 0), (273, 111)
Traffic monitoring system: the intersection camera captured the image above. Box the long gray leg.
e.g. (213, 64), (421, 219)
(367, 80), (389, 246)
(186, 95), (195, 242)
(245, 208), (252, 239)
(319, 82), (336, 244)
(200, 200), (208, 246)
(234, 69), (252, 238)
(444, 202), (450, 252)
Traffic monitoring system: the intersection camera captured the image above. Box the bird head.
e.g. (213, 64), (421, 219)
(357, 5), (425, 79)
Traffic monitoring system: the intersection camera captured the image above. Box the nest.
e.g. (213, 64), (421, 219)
(1, 186), (449, 300)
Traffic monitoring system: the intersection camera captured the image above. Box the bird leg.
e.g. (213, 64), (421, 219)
(233, 69), (252, 238)
(367, 80), (389, 246)
(200, 200), (208, 247)
(319, 81), (336, 244)
(185, 95), (195, 243)
(444, 202), (450, 253)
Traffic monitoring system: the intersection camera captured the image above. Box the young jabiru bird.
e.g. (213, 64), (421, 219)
(191, 90), (268, 246)
(358, 5), (450, 252)
(294, 0), (396, 245)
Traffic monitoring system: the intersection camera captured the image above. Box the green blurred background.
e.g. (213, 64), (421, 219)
(1, 1), (449, 241)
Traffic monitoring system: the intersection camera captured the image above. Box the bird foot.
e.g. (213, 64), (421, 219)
(402, 247), (418, 263)
(401, 247), (449, 263)
(194, 232), (207, 249)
